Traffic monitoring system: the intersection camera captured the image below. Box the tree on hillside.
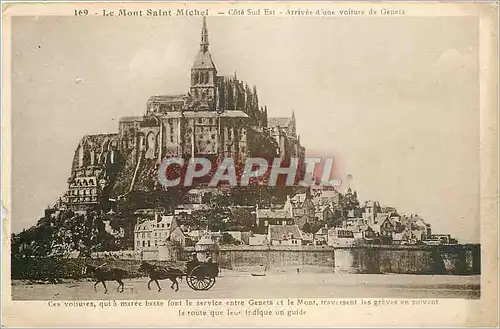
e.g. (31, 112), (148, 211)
(220, 232), (241, 245)
(205, 192), (232, 232)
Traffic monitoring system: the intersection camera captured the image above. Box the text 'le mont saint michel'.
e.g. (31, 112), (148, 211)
(99, 8), (406, 17)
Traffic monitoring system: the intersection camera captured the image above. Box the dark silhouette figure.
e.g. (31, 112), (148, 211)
(139, 261), (184, 292)
(83, 263), (128, 294)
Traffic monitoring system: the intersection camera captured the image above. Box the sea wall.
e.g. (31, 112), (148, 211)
(210, 244), (480, 275)
(215, 246), (334, 272)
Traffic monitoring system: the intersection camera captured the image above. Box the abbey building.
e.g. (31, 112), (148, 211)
(62, 17), (305, 211)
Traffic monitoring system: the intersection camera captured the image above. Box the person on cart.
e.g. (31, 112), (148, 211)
(187, 252), (199, 272)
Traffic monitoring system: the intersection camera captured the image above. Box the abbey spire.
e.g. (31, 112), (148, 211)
(190, 17), (217, 108)
(200, 16), (209, 53)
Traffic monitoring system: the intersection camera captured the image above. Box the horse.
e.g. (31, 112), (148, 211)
(139, 261), (184, 292)
(82, 263), (129, 294)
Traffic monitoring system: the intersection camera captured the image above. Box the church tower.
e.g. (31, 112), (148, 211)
(190, 17), (217, 109)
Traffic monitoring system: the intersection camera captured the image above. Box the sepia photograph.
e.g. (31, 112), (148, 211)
(2, 2), (498, 327)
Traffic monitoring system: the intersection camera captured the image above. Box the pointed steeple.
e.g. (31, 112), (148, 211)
(200, 16), (209, 53)
(192, 17), (216, 70)
(290, 109), (297, 136)
(191, 17), (217, 106)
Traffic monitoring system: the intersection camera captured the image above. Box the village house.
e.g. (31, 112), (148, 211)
(134, 214), (185, 252)
(255, 204), (294, 234)
(301, 232), (314, 245)
(351, 224), (377, 242)
(327, 227), (357, 247)
(134, 219), (154, 251)
(401, 214), (432, 242)
(314, 205), (335, 223)
(185, 229), (205, 246)
(182, 188), (213, 204)
(362, 200), (383, 225)
(344, 217), (364, 228)
(428, 234), (458, 245)
(210, 231), (224, 244)
(174, 204), (210, 228)
(268, 224), (303, 246)
(287, 192), (316, 228)
(369, 217), (395, 244)
(311, 186), (341, 208)
(314, 225), (329, 245)
(169, 226), (186, 247)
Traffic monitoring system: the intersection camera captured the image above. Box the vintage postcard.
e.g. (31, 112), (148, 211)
(1, 1), (498, 327)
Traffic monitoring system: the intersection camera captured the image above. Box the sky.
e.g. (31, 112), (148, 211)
(11, 16), (480, 242)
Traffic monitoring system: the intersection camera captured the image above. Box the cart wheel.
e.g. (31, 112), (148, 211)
(186, 266), (216, 291)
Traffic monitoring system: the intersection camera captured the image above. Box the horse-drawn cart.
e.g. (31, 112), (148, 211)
(138, 259), (219, 292)
(185, 260), (219, 291)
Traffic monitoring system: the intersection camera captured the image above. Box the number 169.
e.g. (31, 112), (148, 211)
(75, 9), (88, 16)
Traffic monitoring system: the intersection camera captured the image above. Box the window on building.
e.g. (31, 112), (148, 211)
(148, 241), (151, 247)
(162, 224), (165, 228)
(142, 241), (145, 247)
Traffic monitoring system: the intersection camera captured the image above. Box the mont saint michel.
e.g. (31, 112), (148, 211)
(10, 16), (481, 303)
